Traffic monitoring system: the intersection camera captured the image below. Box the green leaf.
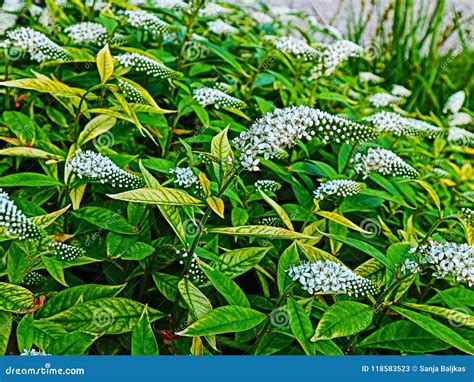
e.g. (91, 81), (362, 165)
(0, 173), (62, 187)
(31, 205), (70, 229)
(312, 301), (372, 341)
(317, 211), (371, 234)
(77, 114), (116, 146)
(277, 243), (299, 295)
(359, 321), (451, 353)
(178, 278), (212, 319)
(97, 44), (114, 83)
(214, 247), (270, 278)
(323, 233), (392, 269)
(206, 196), (225, 218)
(46, 298), (165, 334)
(177, 306), (266, 336)
(37, 283), (126, 319)
(210, 126), (233, 183)
(200, 264), (250, 307)
(132, 307), (159, 355)
(259, 189), (294, 231)
(72, 207), (136, 234)
(199, 40), (248, 76)
(41, 256), (68, 286)
(0, 282), (35, 313)
(231, 207), (248, 226)
(108, 188), (203, 206)
(2, 111), (36, 144)
(402, 303), (474, 329)
(152, 272), (180, 302)
(390, 306), (474, 354)
(0, 311), (12, 354)
(16, 313), (34, 352)
(404, 179), (442, 215)
(287, 297), (315, 355)
(0, 76), (85, 98)
(209, 226), (318, 240)
(52, 331), (98, 355)
(32, 321), (68, 352)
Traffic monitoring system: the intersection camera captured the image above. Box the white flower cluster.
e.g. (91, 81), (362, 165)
(3, 27), (70, 62)
(130, 0), (188, 9)
(233, 106), (378, 171)
(208, 19), (237, 35)
(199, 2), (232, 17)
(118, 79), (147, 104)
(177, 249), (205, 283)
(21, 349), (50, 356)
(431, 167), (450, 178)
(22, 271), (47, 287)
(447, 127), (474, 146)
(461, 208), (473, 225)
(0, 0), (24, 35)
(49, 242), (85, 261)
(313, 179), (363, 200)
(213, 82), (232, 93)
(364, 111), (443, 138)
(311, 40), (365, 78)
(193, 87), (245, 109)
(391, 85), (412, 98)
(400, 259), (420, 275)
(0, 190), (43, 240)
(415, 241), (473, 286)
(255, 179), (281, 192)
(260, 216), (282, 226)
(169, 167), (199, 188)
(352, 147), (418, 179)
(287, 260), (378, 297)
(448, 112), (472, 127)
(85, 0), (109, 11)
(115, 53), (180, 79)
(119, 10), (175, 35)
(368, 92), (402, 108)
(443, 91), (465, 114)
(68, 150), (144, 188)
(358, 71), (383, 84)
(273, 36), (319, 62)
(251, 11), (273, 25)
(65, 22), (110, 46)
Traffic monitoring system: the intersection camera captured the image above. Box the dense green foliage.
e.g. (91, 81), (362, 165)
(0, 0), (472, 356)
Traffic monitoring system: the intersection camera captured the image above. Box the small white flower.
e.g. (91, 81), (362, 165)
(68, 150), (144, 188)
(313, 179), (363, 200)
(208, 19), (237, 35)
(193, 87), (245, 109)
(4, 27), (70, 62)
(418, 241), (473, 286)
(21, 348), (50, 356)
(22, 272), (47, 287)
(447, 127), (474, 146)
(287, 260), (378, 297)
(255, 179), (281, 192)
(448, 112), (472, 127)
(49, 242), (85, 261)
(115, 52), (181, 79)
(0, 189), (43, 240)
(368, 92), (402, 108)
(251, 12), (273, 25)
(65, 22), (109, 46)
(391, 84), (412, 98)
(358, 71), (383, 84)
(199, 2), (232, 17)
(260, 216), (282, 226)
(119, 10), (175, 35)
(130, 0), (188, 9)
(169, 167), (199, 189)
(234, 106), (378, 171)
(443, 91), (465, 114)
(352, 147), (418, 179)
(118, 79), (147, 104)
(400, 259), (420, 274)
(273, 36), (319, 62)
(311, 40), (365, 78)
(176, 249), (206, 283)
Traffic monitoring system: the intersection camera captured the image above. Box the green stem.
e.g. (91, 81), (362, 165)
(250, 283), (295, 355)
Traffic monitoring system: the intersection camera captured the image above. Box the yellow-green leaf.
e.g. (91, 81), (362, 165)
(317, 211), (371, 234)
(206, 196), (224, 218)
(259, 189), (294, 231)
(97, 45), (114, 84)
(108, 187), (203, 206)
(77, 114), (116, 146)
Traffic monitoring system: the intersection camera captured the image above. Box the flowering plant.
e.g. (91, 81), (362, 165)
(0, 0), (472, 358)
